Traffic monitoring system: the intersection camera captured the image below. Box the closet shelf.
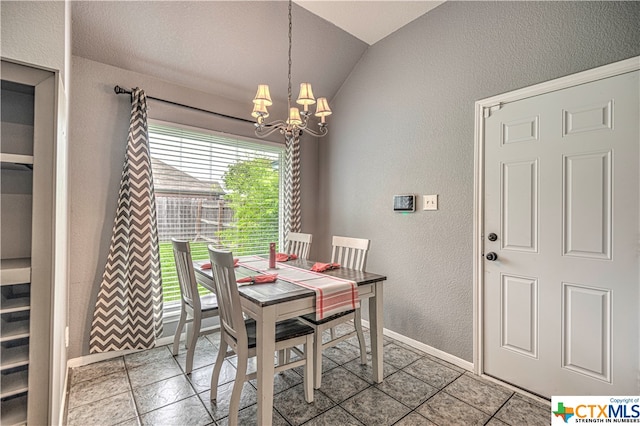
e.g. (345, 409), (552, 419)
(0, 153), (34, 166)
(0, 345), (29, 371)
(0, 297), (30, 314)
(2, 61), (56, 426)
(0, 319), (30, 342)
(0, 369), (29, 398)
(0, 259), (31, 286)
(0, 394), (28, 426)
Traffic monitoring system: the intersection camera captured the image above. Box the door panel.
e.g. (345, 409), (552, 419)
(563, 151), (611, 259)
(502, 116), (539, 145)
(502, 159), (538, 252)
(501, 274), (538, 358)
(563, 101), (612, 136)
(483, 70), (639, 397)
(562, 282), (610, 382)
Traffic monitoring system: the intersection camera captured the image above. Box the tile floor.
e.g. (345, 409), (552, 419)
(65, 323), (551, 425)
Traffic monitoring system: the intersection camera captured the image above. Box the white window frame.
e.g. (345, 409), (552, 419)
(147, 119), (285, 320)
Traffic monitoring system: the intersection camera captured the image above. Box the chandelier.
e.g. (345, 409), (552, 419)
(252, 0), (332, 139)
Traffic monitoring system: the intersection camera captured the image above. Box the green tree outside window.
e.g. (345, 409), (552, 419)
(217, 157), (279, 255)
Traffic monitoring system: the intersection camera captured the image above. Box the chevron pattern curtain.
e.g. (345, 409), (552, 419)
(90, 88), (163, 353)
(283, 133), (301, 238)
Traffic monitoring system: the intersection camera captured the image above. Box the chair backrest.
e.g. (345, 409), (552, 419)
(285, 232), (313, 260)
(172, 238), (201, 311)
(208, 246), (248, 348)
(331, 235), (370, 271)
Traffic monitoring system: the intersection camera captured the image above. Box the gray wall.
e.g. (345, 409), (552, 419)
(318, 1), (640, 362)
(68, 2), (640, 362)
(1, 1), (67, 80)
(68, 56), (319, 358)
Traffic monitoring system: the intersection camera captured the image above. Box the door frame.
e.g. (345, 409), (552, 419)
(472, 56), (640, 384)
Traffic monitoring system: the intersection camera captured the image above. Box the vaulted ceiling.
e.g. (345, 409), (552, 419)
(72, 1), (442, 106)
(295, 1), (443, 45)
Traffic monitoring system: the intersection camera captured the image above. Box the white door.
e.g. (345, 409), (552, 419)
(483, 69), (639, 397)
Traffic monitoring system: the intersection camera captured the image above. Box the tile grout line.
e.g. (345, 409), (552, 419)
(65, 357), (136, 422)
(123, 353), (143, 424)
(66, 333), (545, 426)
(482, 393), (515, 426)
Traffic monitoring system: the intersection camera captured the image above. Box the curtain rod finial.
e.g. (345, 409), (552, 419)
(114, 85), (129, 95)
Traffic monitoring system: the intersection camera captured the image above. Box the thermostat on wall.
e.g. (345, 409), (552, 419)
(393, 194), (416, 212)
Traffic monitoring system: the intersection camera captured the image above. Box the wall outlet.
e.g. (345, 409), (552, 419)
(423, 194), (438, 210)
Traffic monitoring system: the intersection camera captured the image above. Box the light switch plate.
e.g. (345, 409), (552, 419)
(423, 194), (438, 210)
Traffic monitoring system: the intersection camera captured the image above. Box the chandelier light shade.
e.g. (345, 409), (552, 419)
(287, 107), (303, 126)
(252, 0), (332, 138)
(314, 97), (331, 123)
(296, 83), (315, 110)
(251, 101), (269, 118)
(253, 84), (273, 107)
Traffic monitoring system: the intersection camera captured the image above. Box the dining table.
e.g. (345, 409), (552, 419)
(193, 256), (387, 425)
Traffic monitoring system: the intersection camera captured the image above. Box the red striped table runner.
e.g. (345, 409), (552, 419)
(237, 256), (358, 320)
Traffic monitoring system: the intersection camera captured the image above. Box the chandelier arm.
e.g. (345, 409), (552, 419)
(300, 125), (329, 138)
(257, 119), (288, 129)
(255, 122), (287, 138)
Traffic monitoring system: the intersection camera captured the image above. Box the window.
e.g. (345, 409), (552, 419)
(148, 121), (284, 307)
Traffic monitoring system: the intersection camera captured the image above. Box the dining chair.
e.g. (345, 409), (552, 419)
(171, 238), (220, 374)
(284, 231), (313, 260)
(299, 235), (370, 389)
(207, 246), (315, 424)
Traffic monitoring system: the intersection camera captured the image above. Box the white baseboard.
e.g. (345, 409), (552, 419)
(71, 321), (475, 373)
(69, 321), (476, 376)
(67, 347), (143, 368)
(67, 326), (220, 368)
(359, 321), (550, 405)
(67, 320), (550, 409)
(361, 319), (474, 372)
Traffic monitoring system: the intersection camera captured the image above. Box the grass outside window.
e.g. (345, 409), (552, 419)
(159, 241), (210, 304)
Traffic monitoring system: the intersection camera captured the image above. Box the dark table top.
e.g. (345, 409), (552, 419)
(193, 258), (387, 307)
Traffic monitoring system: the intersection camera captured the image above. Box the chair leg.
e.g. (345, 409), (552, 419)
(229, 350), (247, 426)
(210, 340), (227, 401)
(303, 334), (314, 403)
(277, 349), (285, 366)
(185, 322), (193, 351)
(354, 309), (367, 365)
(329, 327), (337, 340)
(185, 315), (201, 374)
(313, 326), (323, 389)
(172, 308), (187, 356)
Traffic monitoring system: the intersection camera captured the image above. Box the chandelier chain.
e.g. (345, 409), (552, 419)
(252, 0), (330, 138)
(287, 0), (293, 113)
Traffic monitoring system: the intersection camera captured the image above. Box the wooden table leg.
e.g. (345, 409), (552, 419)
(369, 281), (384, 383)
(256, 305), (276, 425)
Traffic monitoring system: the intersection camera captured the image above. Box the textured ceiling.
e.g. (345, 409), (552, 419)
(71, 1), (439, 105)
(295, 1), (444, 45)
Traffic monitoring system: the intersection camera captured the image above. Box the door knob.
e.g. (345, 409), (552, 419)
(486, 252), (498, 261)
(487, 233), (498, 242)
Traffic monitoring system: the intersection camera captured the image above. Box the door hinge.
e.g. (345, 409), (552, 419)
(483, 104), (502, 118)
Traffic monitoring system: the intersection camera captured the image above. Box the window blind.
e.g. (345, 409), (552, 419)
(148, 121), (283, 304)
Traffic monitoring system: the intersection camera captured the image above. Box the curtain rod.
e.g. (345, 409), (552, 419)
(113, 85), (254, 124)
